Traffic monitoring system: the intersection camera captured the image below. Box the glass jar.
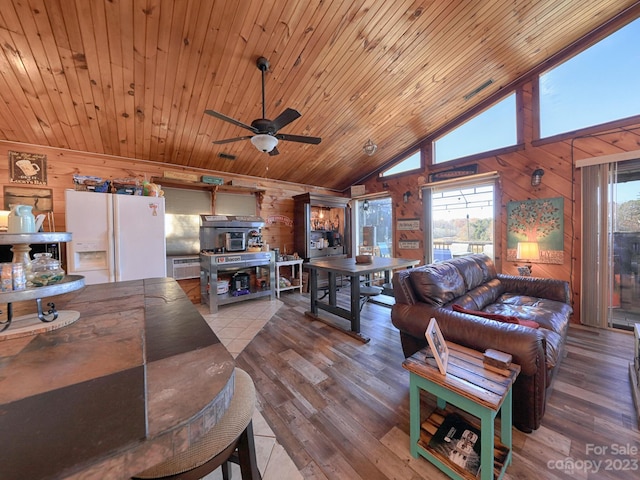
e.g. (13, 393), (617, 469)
(31, 253), (65, 287)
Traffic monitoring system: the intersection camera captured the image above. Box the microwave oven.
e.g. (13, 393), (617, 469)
(225, 232), (246, 252)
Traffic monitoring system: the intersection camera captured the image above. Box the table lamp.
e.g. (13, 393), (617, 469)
(516, 241), (540, 276)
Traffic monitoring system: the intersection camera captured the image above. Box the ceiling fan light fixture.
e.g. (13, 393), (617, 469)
(363, 139), (377, 156)
(251, 134), (278, 153)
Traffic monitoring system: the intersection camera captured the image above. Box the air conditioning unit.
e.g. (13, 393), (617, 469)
(167, 256), (201, 280)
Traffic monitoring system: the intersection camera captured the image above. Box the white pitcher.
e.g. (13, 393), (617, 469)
(7, 205), (36, 233)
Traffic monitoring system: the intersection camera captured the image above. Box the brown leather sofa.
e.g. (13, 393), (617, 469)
(391, 253), (572, 432)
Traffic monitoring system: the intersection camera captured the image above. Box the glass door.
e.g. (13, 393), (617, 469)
(424, 178), (495, 264)
(610, 160), (640, 330)
(355, 197), (393, 258)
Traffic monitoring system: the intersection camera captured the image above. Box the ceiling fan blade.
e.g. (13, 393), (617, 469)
(268, 146), (280, 156)
(205, 109), (258, 133)
(271, 108), (301, 132)
(275, 133), (322, 145)
(211, 135), (253, 145)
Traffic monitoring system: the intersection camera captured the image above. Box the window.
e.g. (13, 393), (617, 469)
(422, 174), (497, 263)
(380, 150), (420, 177)
(433, 94), (517, 164)
(539, 17), (640, 138)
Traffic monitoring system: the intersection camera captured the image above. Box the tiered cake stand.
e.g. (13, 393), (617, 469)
(0, 232), (85, 340)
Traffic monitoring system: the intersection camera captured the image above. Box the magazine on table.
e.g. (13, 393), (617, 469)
(428, 413), (481, 476)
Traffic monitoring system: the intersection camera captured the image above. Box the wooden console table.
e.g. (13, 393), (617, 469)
(402, 343), (520, 480)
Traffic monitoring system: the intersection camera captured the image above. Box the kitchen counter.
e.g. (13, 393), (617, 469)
(0, 277), (235, 480)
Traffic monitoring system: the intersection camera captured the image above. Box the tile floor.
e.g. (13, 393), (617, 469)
(197, 299), (303, 480)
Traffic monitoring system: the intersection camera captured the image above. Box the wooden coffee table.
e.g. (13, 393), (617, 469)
(402, 343), (520, 480)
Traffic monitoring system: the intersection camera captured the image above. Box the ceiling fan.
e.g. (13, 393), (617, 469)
(205, 56), (321, 155)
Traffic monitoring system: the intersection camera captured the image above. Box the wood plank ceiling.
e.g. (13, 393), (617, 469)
(0, 0), (638, 191)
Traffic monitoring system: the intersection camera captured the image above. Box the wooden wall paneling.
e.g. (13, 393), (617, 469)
(0, 1), (638, 190)
(0, 141), (336, 264)
(359, 119), (640, 325)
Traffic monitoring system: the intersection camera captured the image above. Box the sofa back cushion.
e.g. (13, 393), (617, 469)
(409, 262), (466, 306)
(449, 254), (498, 290)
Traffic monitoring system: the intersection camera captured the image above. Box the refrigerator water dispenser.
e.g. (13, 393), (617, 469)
(70, 241), (109, 271)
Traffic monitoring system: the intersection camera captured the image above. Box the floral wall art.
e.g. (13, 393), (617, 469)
(506, 197), (564, 264)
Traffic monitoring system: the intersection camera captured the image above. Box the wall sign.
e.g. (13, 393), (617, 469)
(398, 240), (420, 250)
(266, 214), (293, 226)
(428, 164), (477, 183)
(9, 151), (47, 185)
(397, 218), (420, 231)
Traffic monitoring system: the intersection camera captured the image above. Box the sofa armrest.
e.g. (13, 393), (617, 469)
(497, 274), (570, 304)
(391, 304), (545, 377)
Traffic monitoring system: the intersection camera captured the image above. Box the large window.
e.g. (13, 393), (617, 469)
(433, 94), (517, 164)
(539, 17), (640, 138)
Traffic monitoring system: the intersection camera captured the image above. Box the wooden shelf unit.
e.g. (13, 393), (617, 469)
(152, 177), (266, 209)
(418, 408), (510, 480)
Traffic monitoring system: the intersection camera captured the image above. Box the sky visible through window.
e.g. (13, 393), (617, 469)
(434, 94), (516, 164)
(386, 17), (640, 180)
(540, 17), (640, 138)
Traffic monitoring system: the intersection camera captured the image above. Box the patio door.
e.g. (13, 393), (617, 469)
(581, 155), (640, 330)
(422, 172), (497, 264)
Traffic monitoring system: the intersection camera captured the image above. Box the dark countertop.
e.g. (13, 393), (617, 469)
(0, 277), (235, 480)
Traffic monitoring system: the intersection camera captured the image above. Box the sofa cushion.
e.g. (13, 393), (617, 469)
(409, 263), (466, 307)
(449, 256), (486, 290)
(470, 253), (498, 281)
(464, 278), (503, 310)
(490, 294), (572, 335)
(452, 304), (540, 329)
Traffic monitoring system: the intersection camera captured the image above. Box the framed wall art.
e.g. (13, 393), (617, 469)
(3, 186), (53, 212)
(506, 197), (564, 264)
(9, 151), (47, 185)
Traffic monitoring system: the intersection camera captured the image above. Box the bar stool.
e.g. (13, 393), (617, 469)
(359, 285), (383, 311)
(132, 368), (261, 480)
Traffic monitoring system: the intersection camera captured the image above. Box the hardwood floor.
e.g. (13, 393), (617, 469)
(235, 292), (640, 479)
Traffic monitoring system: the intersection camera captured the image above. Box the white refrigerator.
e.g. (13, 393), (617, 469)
(65, 190), (167, 285)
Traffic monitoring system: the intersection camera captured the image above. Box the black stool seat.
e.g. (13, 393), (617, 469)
(359, 285), (383, 311)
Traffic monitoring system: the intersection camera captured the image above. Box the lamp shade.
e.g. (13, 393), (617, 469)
(251, 134), (278, 153)
(516, 241), (540, 261)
